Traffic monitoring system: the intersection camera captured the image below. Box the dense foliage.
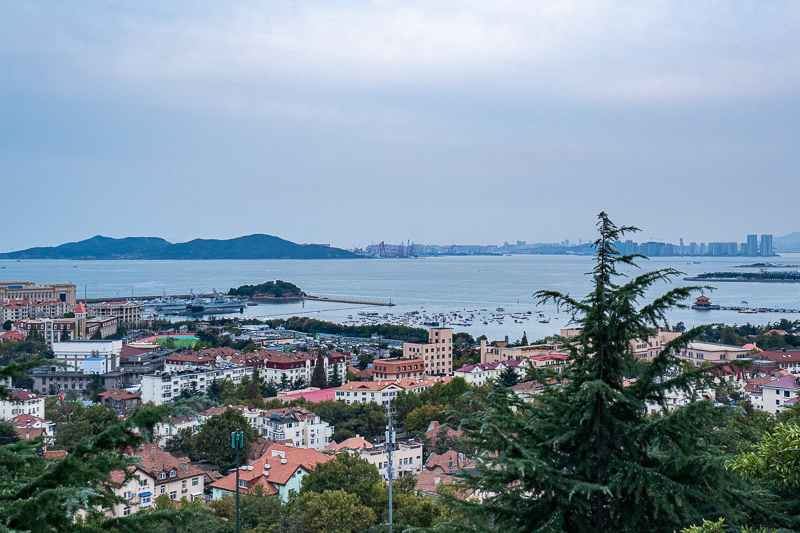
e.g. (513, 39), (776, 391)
(264, 316), (429, 342)
(228, 279), (304, 298)
(444, 213), (791, 533)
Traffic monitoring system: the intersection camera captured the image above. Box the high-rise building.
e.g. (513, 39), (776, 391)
(760, 234), (773, 256)
(747, 234), (758, 256)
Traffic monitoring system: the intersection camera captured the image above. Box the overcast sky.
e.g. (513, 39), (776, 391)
(2, 1), (799, 251)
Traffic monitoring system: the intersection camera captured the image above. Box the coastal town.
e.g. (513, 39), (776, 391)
(4, 277), (800, 530)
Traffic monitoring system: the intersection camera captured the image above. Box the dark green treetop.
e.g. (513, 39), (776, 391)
(445, 212), (779, 533)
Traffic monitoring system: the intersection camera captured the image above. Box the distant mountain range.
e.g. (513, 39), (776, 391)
(775, 232), (800, 253)
(0, 235), (357, 260)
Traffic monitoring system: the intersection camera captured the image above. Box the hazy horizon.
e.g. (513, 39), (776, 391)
(3, 1), (799, 250)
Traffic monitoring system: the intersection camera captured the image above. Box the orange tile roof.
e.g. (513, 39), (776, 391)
(129, 443), (204, 482)
(324, 436), (374, 453)
(415, 470), (455, 494)
(425, 450), (474, 474)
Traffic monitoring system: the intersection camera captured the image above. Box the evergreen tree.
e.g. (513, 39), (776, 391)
(262, 379), (279, 398)
(279, 372), (291, 391)
(446, 213), (777, 533)
(496, 365), (520, 388)
(520, 330), (528, 346)
(329, 362), (343, 387)
(309, 352), (328, 389)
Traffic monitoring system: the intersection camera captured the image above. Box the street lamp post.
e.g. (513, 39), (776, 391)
(231, 430), (244, 533)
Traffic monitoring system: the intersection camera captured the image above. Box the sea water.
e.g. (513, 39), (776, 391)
(2, 254), (799, 341)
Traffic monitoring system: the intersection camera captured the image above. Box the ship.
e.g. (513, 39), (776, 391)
(186, 290), (247, 314)
(149, 290), (187, 313)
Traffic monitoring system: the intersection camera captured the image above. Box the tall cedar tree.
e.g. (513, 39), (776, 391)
(446, 213), (778, 533)
(309, 351), (328, 389)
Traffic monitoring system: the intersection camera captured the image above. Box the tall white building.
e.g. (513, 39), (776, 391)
(52, 339), (123, 373)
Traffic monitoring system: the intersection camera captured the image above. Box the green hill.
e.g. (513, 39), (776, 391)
(0, 234), (357, 260)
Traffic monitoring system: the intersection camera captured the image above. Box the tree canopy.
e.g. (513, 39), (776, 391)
(445, 212), (785, 533)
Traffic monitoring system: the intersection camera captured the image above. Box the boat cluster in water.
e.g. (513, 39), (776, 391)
(340, 308), (559, 328)
(144, 290), (250, 316)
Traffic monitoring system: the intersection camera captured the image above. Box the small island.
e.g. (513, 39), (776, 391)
(684, 271), (800, 282)
(228, 280), (305, 301)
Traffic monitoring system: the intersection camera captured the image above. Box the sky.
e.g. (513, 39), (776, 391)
(2, 1), (799, 251)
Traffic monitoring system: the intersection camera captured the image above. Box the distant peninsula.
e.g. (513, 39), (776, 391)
(684, 271), (800, 282)
(0, 235), (358, 260)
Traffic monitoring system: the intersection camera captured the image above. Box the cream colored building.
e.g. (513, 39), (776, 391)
(674, 342), (750, 365)
(357, 442), (424, 479)
(90, 301), (144, 325)
(402, 327), (453, 376)
(104, 444), (205, 517)
(0, 281), (76, 306)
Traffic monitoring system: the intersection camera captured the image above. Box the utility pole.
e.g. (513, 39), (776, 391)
(231, 430), (244, 533)
(385, 415), (395, 533)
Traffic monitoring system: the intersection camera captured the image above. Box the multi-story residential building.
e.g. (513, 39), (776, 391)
(1, 299), (72, 322)
(210, 444), (331, 502)
(52, 339), (123, 372)
(89, 301), (144, 325)
(454, 360), (527, 386)
(164, 349), (347, 388)
(259, 407), (333, 450)
(0, 281), (76, 306)
(358, 442), (424, 479)
(372, 357), (425, 381)
(8, 413), (57, 439)
(334, 377), (451, 413)
(98, 389), (141, 416)
(104, 444), (205, 517)
(402, 327), (454, 376)
(630, 329), (682, 360)
(750, 350), (800, 373)
(674, 342), (750, 365)
(479, 339), (566, 365)
(140, 364), (248, 405)
(760, 375), (800, 414)
(0, 390), (45, 420)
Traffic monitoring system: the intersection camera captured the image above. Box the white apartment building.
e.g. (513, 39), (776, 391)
(403, 327), (454, 376)
(760, 375), (800, 415)
(259, 407), (334, 451)
(52, 339), (122, 373)
(453, 360), (527, 386)
(356, 442), (424, 479)
(0, 390), (45, 420)
(140, 364), (248, 405)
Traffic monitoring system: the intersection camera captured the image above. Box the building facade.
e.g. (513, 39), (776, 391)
(0, 281), (76, 306)
(402, 327), (453, 376)
(372, 357), (425, 381)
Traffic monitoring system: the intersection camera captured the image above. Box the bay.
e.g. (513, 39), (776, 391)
(2, 254), (799, 342)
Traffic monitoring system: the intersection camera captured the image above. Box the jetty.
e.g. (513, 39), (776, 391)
(304, 295), (395, 307)
(691, 296), (800, 314)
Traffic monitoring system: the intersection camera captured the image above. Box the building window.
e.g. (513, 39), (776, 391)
(170, 491), (177, 500)
(192, 477), (199, 486)
(159, 472), (166, 480)
(182, 480), (187, 489)
(123, 507), (131, 516)
(239, 480), (247, 489)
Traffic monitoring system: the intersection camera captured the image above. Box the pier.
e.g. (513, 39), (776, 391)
(304, 295), (395, 307)
(712, 305), (800, 314)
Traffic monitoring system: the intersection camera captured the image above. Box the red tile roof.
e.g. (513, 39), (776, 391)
(415, 470), (455, 494)
(324, 436), (374, 453)
(211, 443), (331, 494)
(425, 450), (474, 474)
(129, 443), (204, 482)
